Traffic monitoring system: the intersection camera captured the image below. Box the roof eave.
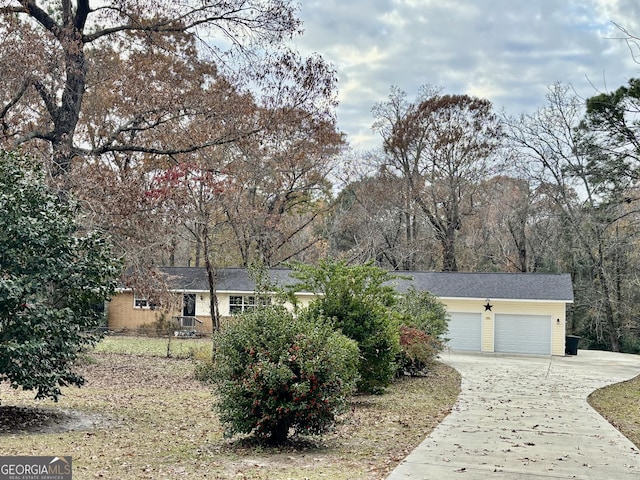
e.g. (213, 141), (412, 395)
(437, 296), (574, 303)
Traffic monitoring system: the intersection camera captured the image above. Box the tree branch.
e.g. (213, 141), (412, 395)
(74, 0), (90, 31)
(33, 80), (59, 120)
(82, 5), (261, 44)
(0, 80), (28, 123)
(17, 0), (60, 38)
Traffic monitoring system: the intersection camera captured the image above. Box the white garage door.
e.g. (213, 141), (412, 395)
(494, 314), (551, 355)
(447, 313), (482, 351)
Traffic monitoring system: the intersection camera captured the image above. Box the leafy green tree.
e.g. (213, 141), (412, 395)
(289, 260), (400, 394)
(0, 151), (120, 401)
(212, 306), (359, 444)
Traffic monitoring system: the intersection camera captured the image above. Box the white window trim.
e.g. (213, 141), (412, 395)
(229, 295), (271, 314)
(133, 293), (153, 309)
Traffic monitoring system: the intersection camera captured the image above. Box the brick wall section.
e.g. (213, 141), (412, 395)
(108, 291), (216, 333)
(108, 292), (171, 331)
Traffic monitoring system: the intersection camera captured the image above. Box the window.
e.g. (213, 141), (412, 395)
(229, 295), (271, 314)
(134, 294), (150, 309)
(133, 293), (156, 309)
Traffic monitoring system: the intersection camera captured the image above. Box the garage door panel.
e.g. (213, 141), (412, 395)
(447, 313), (482, 351)
(495, 314), (551, 355)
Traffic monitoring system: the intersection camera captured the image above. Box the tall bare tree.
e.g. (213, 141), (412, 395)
(373, 85), (503, 271)
(505, 83), (640, 351)
(328, 173), (439, 270)
(221, 108), (344, 267)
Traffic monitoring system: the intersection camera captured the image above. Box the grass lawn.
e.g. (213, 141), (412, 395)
(93, 334), (213, 359)
(588, 374), (640, 449)
(0, 336), (461, 480)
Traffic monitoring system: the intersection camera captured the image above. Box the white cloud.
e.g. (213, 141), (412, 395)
(294, 0), (640, 149)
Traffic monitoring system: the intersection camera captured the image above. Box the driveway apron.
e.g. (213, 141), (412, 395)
(387, 350), (640, 479)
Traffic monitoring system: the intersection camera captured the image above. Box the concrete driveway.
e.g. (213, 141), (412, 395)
(387, 350), (640, 479)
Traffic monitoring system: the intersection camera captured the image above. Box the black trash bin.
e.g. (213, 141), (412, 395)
(565, 335), (580, 355)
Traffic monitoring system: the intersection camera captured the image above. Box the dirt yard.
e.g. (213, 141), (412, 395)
(0, 346), (460, 480)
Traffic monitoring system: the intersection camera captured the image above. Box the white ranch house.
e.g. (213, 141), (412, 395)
(107, 267), (574, 356)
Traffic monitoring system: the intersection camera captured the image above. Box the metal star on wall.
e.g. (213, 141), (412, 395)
(484, 302), (493, 311)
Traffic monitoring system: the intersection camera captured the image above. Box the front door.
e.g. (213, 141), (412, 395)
(182, 294), (196, 317)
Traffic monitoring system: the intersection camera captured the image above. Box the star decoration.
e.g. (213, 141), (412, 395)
(484, 302), (493, 311)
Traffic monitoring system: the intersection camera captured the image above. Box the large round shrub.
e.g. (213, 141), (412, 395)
(307, 294), (399, 394)
(212, 306), (359, 444)
(289, 260), (400, 394)
(0, 152), (120, 401)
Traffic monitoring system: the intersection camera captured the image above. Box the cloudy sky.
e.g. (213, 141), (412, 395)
(292, 0), (640, 150)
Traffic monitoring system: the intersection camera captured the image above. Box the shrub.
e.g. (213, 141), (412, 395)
(192, 344), (215, 383)
(396, 287), (449, 338)
(289, 260), (400, 394)
(397, 326), (443, 376)
(307, 297), (398, 394)
(0, 151), (120, 401)
(620, 336), (640, 354)
(138, 313), (177, 337)
(394, 288), (448, 376)
(212, 306), (359, 444)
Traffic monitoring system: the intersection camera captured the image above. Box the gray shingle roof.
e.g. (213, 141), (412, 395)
(394, 271), (574, 302)
(159, 267), (302, 292)
(156, 267), (573, 302)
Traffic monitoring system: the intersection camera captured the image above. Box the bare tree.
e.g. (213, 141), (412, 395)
(505, 83), (640, 351)
(328, 174), (439, 270)
(221, 108), (344, 267)
(373, 85), (503, 271)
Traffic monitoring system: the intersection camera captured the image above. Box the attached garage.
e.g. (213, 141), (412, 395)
(494, 314), (552, 355)
(109, 268), (574, 357)
(400, 271), (574, 356)
(447, 313), (482, 351)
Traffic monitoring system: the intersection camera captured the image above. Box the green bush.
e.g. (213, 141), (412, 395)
(212, 306), (359, 444)
(0, 151), (120, 401)
(396, 287), (449, 338)
(308, 296), (398, 394)
(289, 260), (400, 394)
(620, 336), (640, 354)
(397, 326), (443, 376)
(394, 288), (448, 376)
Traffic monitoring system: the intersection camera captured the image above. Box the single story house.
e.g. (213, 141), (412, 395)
(107, 267), (315, 334)
(107, 267), (574, 356)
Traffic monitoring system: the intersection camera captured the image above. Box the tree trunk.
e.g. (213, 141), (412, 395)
(403, 210), (414, 270)
(194, 222), (203, 267)
(441, 223), (458, 272)
(268, 419), (291, 444)
(595, 237), (620, 352)
(202, 223), (220, 332)
(50, 24), (87, 178)
(595, 255), (620, 352)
